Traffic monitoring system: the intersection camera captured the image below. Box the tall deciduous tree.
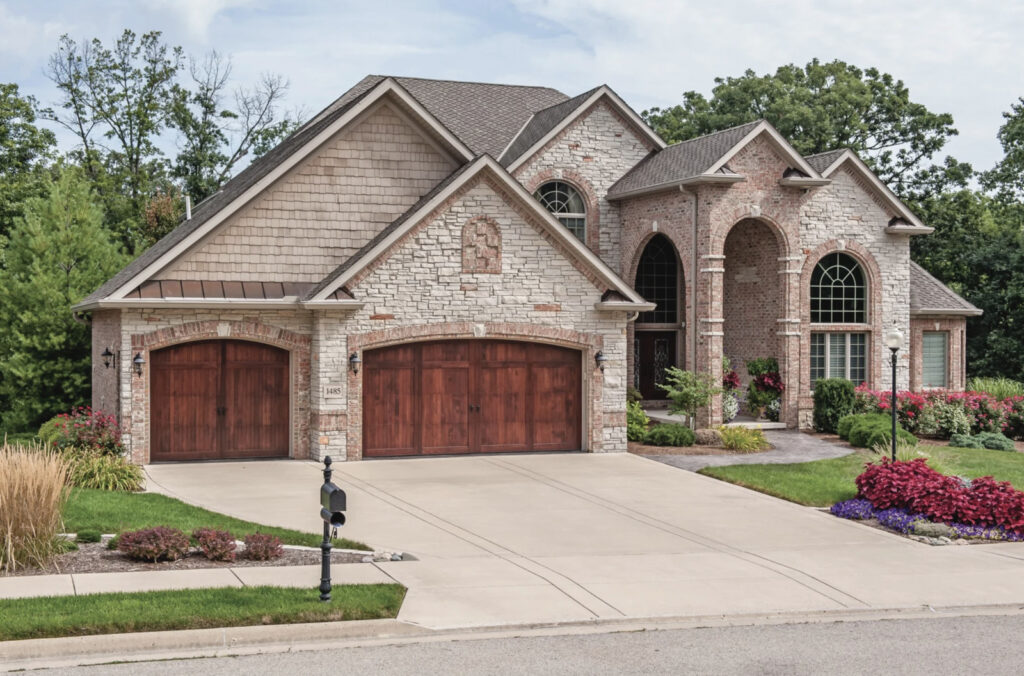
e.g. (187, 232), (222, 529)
(0, 167), (126, 431)
(45, 30), (183, 246)
(0, 84), (56, 242)
(982, 97), (1024, 203)
(643, 59), (962, 198)
(169, 51), (299, 204)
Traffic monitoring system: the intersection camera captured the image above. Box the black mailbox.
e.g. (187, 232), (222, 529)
(321, 482), (346, 527)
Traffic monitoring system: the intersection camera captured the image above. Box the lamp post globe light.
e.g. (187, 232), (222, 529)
(884, 325), (904, 462)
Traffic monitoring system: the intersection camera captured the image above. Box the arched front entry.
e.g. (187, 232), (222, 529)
(150, 340), (290, 461)
(633, 234), (684, 400)
(362, 339), (582, 457)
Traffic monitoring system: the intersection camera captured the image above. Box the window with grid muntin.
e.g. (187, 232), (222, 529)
(635, 235), (679, 324)
(533, 181), (586, 242)
(811, 253), (866, 324)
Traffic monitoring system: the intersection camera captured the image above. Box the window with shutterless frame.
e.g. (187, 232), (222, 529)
(922, 331), (949, 388)
(811, 253), (867, 324)
(811, 332), (867, 386)
(533, 181), (586, 242)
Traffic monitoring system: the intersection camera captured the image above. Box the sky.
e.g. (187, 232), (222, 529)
(2, 0), (1023, 173)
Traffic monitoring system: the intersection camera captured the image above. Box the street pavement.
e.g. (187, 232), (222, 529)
(31, 612), (1024, 675)
(143, 451), (1024, 630)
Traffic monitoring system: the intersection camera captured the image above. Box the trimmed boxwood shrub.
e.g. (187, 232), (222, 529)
(838, 413), (915, 449)
(644, 424), (695, 447)
(950, 432), (1016, 451)
(813, 379), (856, 433)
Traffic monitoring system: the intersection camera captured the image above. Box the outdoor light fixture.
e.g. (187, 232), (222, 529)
(884, 324), (904, 462)
(595, 351), (608, 373)
(132, 352), (146, 376)
(348, 352), (362, 375)
(100, 347), (115, 369)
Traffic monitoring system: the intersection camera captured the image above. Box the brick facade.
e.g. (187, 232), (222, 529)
(910, 316), (968, 391)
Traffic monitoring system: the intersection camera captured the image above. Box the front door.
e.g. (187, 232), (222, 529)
(635, 331), (676, 400)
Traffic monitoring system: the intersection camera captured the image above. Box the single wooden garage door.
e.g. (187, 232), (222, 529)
(150, 340), (290, 461)
(363, 340), (582, 457)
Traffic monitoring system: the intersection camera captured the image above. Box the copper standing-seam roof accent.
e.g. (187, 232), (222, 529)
(125, 280), (315, 300)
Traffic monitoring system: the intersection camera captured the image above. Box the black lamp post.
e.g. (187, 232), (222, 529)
(884, 325), (904, 462)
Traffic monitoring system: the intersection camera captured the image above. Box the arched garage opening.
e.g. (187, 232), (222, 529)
(150, 340), (290, 461)
(362, 339), (582, 457)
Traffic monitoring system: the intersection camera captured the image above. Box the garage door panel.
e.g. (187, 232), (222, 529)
(479, 365), (529, 452)
(363, 365), (418, 456)
(421, 366), (471, 454)
(532, 363), (582, 451)
(224, 360), (289, 458)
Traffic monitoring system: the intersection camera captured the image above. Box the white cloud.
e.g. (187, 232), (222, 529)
(143, 0), (256, 40)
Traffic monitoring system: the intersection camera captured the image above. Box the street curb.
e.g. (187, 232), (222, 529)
(6, 602), (1024, 672)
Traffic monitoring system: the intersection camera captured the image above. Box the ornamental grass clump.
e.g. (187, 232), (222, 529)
(0, 442), (69, 573)
(717, 426), (769, 452)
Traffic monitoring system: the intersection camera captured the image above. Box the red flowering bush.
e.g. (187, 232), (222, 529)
(946, 391), (1009, 434)
(1001, 397), (1024, 440)
(118, 527), (190, 562)
(854, 385), (1012, 437)
(38, 407), (124, 455)
(192, 528), (236, 561)
(243, 533), (283, 561)
(856, 459), (1024, 535)
(723, 370), (740, 391)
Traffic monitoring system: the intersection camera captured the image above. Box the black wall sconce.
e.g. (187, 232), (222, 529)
(349, 352), (362, 375)
(132, 352), (146, 376)
(101, 347), (115, 369)
(595, 351), (608, 373)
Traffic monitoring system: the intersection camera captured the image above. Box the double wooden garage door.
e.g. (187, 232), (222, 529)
(363, 340), (582, 457)
(150, 340), (290, 461)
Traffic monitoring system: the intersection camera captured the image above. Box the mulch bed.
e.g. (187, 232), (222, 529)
(3, 541), (368, 578)
(627, 441), (774, 456)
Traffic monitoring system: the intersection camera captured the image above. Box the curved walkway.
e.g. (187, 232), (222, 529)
(643, 430), (854, 472)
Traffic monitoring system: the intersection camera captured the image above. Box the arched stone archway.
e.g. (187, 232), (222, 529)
(723, 218), (784, 396)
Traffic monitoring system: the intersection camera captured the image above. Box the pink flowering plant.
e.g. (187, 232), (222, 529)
(854, 384), (1015, 438)
(38, 406), (124, 455)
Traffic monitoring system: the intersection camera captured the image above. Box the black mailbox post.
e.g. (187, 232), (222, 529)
(319, 456), (347, 602)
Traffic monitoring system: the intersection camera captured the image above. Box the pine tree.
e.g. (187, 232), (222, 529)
(0, 166), (126, 431)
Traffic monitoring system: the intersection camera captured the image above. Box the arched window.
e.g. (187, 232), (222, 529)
(635, 235), (678, 324)
(534, 181), (586, 242)
(811, 253), (866, 324)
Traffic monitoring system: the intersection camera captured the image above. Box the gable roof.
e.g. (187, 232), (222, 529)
(807, 149), (932, 233)
(306, 154), (652, 309)
(910, 262), (982, 316)
(804, 149), (848, 174)
(75, 77), (479, 309)
(606, 120), (821, 199)
(499, 85), (666, 170)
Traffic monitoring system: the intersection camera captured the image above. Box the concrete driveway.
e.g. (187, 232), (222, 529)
(146, 453), (1024, 630)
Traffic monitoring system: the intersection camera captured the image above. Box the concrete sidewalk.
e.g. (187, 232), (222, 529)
(0, 562), (394, 600)
(644, 429), (853, 471)
(139, 453), (1024, 630)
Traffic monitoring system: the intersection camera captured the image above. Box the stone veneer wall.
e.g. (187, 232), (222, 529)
(310, 175), (628, 462)
(160, 102), (458, 283)
(118, 309), (313, 463)
(91, 310), (121, 416)
(910, 316), (968, 391)
(514, 100), (655, 272)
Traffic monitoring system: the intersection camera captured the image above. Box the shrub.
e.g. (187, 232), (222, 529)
(192, 528), (236, 562)
(839, 413), (915, 449)
(0, 443), (69, 573)
(1005, 397), (1024, 440)
(106, 534), (120, 550)
(38, 407), (124, 455)
(626, 401), (650, 442)
(658, 367), (720, 422)
(118, 526), (190, 562)
(626, 386), (643, 404)
(644, 424), (696, 447)
(75, 529), (102, 543)
(721, 392), (739, 423)
(915, 400), (972, 439)
(718, 426), (769, 452)
(243, 533), (284, 561)
(950, 432), (1016, 452)
(813, 379), (856, 433)
(722, 357), (740, 392)
(66, 451), (143, 491)
(967, 376), (1024, 400)
(745, 358), (783, 419)
(694, 428), (723, 446)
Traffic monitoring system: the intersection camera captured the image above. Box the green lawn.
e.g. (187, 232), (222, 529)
(698, 446), (1024, 507)
(65, 488), (369, 550)
(0, 585), (405, 641)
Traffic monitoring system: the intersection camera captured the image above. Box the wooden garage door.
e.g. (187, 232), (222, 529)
(363, 340), (582, 457)
(150, 340), (290, 461)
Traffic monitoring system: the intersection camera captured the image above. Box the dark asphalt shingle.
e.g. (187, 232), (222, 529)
(910, 262), (981, 315)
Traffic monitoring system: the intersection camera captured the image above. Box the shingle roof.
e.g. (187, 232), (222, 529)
(77, 80), (384, 306)
(607, 121), (761, 197)
(909, 262), (982, 315)
(499, 87), (601, 166)
(804, 149), (849, 174)
(304, 159), (481, 300)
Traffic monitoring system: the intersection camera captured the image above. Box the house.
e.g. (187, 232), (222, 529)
(74, 75), (980, 464)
